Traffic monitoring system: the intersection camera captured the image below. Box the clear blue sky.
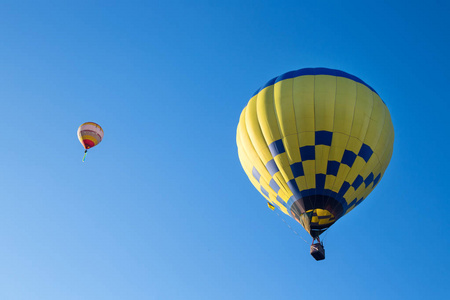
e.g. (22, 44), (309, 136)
(0, 1), (448, 299)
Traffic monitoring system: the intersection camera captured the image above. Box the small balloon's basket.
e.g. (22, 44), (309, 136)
(310, 243), (325, 261)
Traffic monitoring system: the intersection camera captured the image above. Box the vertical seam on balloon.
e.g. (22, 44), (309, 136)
(292, 77), (311, 214)
(288, 76), (304, 215)
(369, 118), (394, 190)
(310, 73), (317, 216)
(341, 85), (375, 211)
(352, 99), (390, 205)
(240, 107), (267, 188)
(322, 75), (339, 217)
(254, 89), (291, 205)
(239, 108), (279, 206)
(244, 101), (275, 182)
(377, 111), (395, 168)
(275, 77), (304, 211)
(271, 75), (291, 206)
(241, 148), (271, 202)
(287, 77), (299, 163)
(329, 79), (358, 218)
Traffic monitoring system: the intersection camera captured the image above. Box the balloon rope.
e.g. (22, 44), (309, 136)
(82, 150), (87, 162)
(321, 228), (330, 243)
(274, 210), (309, 244)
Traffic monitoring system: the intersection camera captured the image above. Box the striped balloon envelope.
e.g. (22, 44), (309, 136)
(77, 122), (104, 161)
(78, 122), (104, 149)
(236, 68), (394, 240)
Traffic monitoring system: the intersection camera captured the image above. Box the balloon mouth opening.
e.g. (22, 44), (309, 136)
(290, 195), (343, 237)
(83, 140), (95, 149)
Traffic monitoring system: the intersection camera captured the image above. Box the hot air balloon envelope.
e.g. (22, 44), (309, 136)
(236, 68), (394, 240)
(77, 122), (104, 149)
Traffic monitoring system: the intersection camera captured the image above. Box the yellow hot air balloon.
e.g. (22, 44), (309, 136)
(236, 68), (394, 260)
(77, 122), (104, 162)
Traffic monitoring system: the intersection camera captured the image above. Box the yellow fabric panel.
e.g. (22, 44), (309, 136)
(274, 152), (295, 181)
(361, 184), (375, 199)
(264, 187), (288, 214)
(276, 181), (292, 202)
(244, 97), (273, 165)
(343, 186), (356, 204)
(381, 135), (394, 170)
(324, 175), (337, 191)
(345, 157), (366, 186)
(319, 218), (332, 225)
(334, 77), (357, 135)
(328, 146), (346, 166)
(371, 163), (383, 184)
(237, 111), (273, 184)
(238, 116), (293, 207)
(315, 145), (330, 174)
(292, 75), (315, 133)
(268, 174), (290, 200)
(274, 79), (297, 137)
(302, 160), (316, 188)
(298, 132), (315, 147)
(259, 187), (274, 205)
(81, 122), (100, 127)
(239, 115), (293, 200)
(346, 187), (365, 214)
(350, 84), (374, 141)
(375, 135), (394, 182)
(345, 203), (357, 214)
(237, 149), (265, 199)
(314, 75), (336, 132)
(362, 95), (386, 149)
(272, 79), (304, 184)
(380, 117), (395, 167)
(351, 162), (384, 207)
(304, 174), (316, 189)
(256, 85), (281, 145)
(316, 209), (328, 217)
(239, 128), (290, 202)
(248, 173), (264, 195)
(358, 154), (379, 180)
(260, 178), (278, 200)
(295, 176), (308, 192)
(274, 203), (289, 215)
(328, 133), (349, 161)
(353, 176), (367, 196)
(346, 136), (363, 154)
(311, 209), (335, 226)
(283, 134), (301, 164)
(347, 190), (363, 209)
(236, 141), (260, 188)
(243, 88), (298, 203)
(330, 132), (349, 148)
(237, 148), (252, 178)
(332, 164), (351, 193)
(373, 113), (394, 162)
(237, 142), (259, 186)
(273, 172), (292, 198)
(82, 135), (99, 145)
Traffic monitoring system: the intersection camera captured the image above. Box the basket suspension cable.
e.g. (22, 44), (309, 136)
(274, 210), (309, 244)
(321, 227), (330, 243)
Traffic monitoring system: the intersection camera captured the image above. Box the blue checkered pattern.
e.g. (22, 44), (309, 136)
(251, 166), (290, 211)
(264, 130), (381, 217)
